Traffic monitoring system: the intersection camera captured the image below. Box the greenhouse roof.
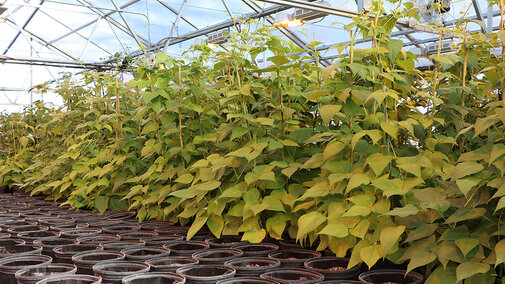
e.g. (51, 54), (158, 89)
(0, 0), (497, 112)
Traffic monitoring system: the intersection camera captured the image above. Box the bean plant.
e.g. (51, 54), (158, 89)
(2, 0), (505, 281)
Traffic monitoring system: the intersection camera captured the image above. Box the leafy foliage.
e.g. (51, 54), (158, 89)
(2, 0), (505, 281)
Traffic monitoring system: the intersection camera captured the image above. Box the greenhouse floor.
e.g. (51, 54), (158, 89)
(0, 191), (423, 284)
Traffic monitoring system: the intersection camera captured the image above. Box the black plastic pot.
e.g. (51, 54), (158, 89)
(317, 281), (362, 283)
(358, 269), (424, 284)
(102, 224), (141, 235)
(0, 232), (11, 239)
(205, 236), (244, 248)
(142, 236), (183, 247)
(38, 218), (75, 227)
(260, 268), (324, 284)
(53, 244), (103, 264)
(223, 257), (281, 277)
(15, 263), (77, 284)
(278, 239), (319, 251)
(232, 243), (279, 257)
(0, 220), (36, 229)
(86, 220), (117, 228)
(155, 227), (189, 236)
(138, 220), (174, 231)
(34, 238), (78, 258)
(35, 274), (102, 284)
(176, 264), (236, 284)
(192, 248), (243, 264)
(268, 249), (321, 268)
(100, 241), (146, 251)
(72, 250), (125, 274)
(0, 254), (52, 284)
(60, 228), (102, 239)
(146, 256), (199, 272)
(0, 238), (25, 247)
(0, 244), (42, 258)
(77, 235), (120, 244)
(92, 261), (150, 284)
(216, 277), (279, 284)
(119, 231), (158, 241)
(17, 230), (61, 243)
(50, 223), (90, 231)
(163, 241), (209, 256)
(7, 224), (48, 235)
(121, 272), (186, 284)
(104, 211), (137, 221)
(122, 247), (171, 261)
(304, 257), (361, 280)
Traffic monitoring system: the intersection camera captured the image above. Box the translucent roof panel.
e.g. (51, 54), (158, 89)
(0, 0), (497, 112)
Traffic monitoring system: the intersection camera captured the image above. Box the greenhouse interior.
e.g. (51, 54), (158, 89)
(0, 0), (504, 283)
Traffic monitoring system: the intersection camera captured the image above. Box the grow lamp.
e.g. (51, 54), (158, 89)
(205, 29), (230, 49)
(273, 12), (304, 28)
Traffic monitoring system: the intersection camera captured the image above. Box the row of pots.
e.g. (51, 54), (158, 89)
(0, 193), (424, 283)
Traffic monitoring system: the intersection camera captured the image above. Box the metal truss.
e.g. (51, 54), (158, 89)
(0, 0), (500, 108)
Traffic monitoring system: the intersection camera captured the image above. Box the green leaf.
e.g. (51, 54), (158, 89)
(346, 173), (370, 193)
(187, 215), (208, 240)
(323, 141), (345, 160)
(207, 215), (224, 237)
(175, 173), (194, 184)
(360, 244), (383, 269)
(456, 262), (490, 282)
(498, 30), (505, 43)
(94, 196), (109, 214)
(445, 207), (486, 224)
(426, 263), (457, 284)
(451, 162), (484, 181)
(406, 224), (439, 242)
(456, 178), (479, 198)
(349, 219), (370, 238)
(319, 105), (342, 124)
(269, 55), (290, 67)
(380, 121), (400, 139)
(317, 223), (349, 238)
(490, 144), (505, 165)
(192, 180), (221, 192)
(474, 115), (500, 137)
(242, 229), (266, 243)
(386, 204), (419, 217)
(366, 153), (392, 176)
(380, 225), (405, 255)
(372, 176), (405, 197)
(297, 211), (326, 240)
(352, 130), (382, 150)
(455, 238), (479, 256)
(495, 239), (505, 267)
(407, 251), (437, 274)
(230, 127), (249, 140)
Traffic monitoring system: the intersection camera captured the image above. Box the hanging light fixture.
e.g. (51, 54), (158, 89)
(273, 12), (304, 28)
(205, 29), (231, 49)
(0, 6), (7, 23)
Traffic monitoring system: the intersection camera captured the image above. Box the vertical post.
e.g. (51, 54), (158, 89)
(488, 4), (494, 33)
(30, 38), (33, 106)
